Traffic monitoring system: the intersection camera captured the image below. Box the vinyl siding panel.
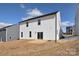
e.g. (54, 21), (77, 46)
(20, 15), (56, 40)
(56, 12), (61, 40)
(6, 24), (19, 41)
(75, 8), (79, 35)
(0, 29), (6, 42)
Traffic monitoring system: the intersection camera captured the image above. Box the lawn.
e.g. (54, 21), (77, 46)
(0, 39), (79, 56)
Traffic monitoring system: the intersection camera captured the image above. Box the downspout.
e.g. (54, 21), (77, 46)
(6, 28), (7, 42)
(18, 23), (20, 40)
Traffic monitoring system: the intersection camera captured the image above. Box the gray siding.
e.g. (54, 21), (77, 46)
(0, 29), (6, 42)
(75, 8), (79, 35)
(6, 24), (19, 41)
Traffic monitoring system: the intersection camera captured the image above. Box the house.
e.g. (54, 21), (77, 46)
(0, 11), (62, 42)
(66, 26), (74, 35)
(74, 8), (79, 35)
(19, 11), (62, 40)
(0, 24), (19, 42)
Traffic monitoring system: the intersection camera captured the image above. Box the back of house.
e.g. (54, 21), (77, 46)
(0, 11), (62, 42)
(19, 11), (62, 40)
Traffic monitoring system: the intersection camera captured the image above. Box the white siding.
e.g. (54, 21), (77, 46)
(20, 12), (61, 40)
(6, 24), (19, 41)
(56, 12), (61, 40)
(0, 11), (61, 41)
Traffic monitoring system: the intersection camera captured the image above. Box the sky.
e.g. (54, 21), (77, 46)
(0, 3), (77, 32)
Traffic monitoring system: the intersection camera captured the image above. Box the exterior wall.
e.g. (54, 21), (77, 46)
(6, 24), (19, 41)
(56, 12), (61, 40)
(0, 29), (6, 42)
(75, 8), (79, 35)
(20, 12), (61, 40)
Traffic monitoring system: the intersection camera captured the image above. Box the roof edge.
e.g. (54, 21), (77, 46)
(0, 23), (18, 30)
(19, 11), (59, 23)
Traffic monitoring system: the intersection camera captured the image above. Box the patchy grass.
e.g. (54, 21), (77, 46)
(0, 39), (79, 56)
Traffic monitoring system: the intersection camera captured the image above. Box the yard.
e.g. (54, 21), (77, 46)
(0, 39), (79, 56)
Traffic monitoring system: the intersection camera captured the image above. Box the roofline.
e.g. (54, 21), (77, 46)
(0, 23), (18, 30)
(19, 11), (59, 23)
(0, 11), (59, 30)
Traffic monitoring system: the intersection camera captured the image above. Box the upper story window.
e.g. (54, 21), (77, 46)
(26, 22), (28, 27)
(38, 19), (41, 25)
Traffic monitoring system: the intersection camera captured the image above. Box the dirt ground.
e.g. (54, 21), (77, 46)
(0, 39), (79, 56)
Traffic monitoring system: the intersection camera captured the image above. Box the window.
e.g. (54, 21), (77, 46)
(29, 31), (32, 37)
(38, 20), (41, 25)
(21, 32), (23, 37)
(26, 22), (28, 27)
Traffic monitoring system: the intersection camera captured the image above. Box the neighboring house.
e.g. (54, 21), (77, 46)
(66, 26), (74, 35)
(74, 8), (79, 35)
(0, 24), (19, 42)
(19, 11), (62, 40)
